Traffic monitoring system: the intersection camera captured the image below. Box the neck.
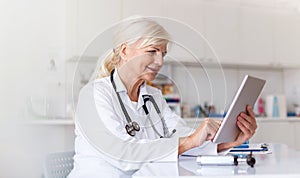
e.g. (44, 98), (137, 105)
(117, 67), (144, 102)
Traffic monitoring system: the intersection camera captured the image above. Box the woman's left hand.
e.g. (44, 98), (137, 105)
(234, 105), (257, 145)
(217, 105), (257, 152)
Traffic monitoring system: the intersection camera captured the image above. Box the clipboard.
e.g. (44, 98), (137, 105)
(229, 143), (272, 155)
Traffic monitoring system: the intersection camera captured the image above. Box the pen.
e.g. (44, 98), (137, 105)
(180, 154), (197, 157)
(229, 147), (268, 152)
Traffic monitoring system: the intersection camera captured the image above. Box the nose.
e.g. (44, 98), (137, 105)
(154, 52), (164, 66)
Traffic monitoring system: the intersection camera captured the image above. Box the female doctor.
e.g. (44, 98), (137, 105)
(68, 17), (257, 178)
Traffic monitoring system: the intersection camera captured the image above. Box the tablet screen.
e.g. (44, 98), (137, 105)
(212, 75), (266, 143)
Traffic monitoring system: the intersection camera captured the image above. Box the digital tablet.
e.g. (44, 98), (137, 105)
(212, 75), (266, 143)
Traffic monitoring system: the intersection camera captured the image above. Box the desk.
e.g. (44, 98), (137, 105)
(133, 144), (300, 178)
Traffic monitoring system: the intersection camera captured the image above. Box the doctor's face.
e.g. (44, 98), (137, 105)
(119, 40), (167, 81)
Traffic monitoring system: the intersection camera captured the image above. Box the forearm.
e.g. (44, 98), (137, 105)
(178, 136), (194, 155)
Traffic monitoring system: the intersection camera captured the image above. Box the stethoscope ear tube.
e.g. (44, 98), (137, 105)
(110, 69), (135, 124)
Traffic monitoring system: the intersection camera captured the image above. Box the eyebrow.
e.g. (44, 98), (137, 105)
(153, 47), (167, 54)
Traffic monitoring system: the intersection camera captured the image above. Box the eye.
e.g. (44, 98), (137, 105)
(146, 50), (157, 54)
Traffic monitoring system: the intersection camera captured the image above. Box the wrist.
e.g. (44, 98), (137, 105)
(188, 133), (200, 148)
(217, 142), (236, 152)
(178, 136), (194, 155)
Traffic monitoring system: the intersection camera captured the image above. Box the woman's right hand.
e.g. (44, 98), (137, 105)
(188, 118), (221, 148)
(178, 118), (221, 155)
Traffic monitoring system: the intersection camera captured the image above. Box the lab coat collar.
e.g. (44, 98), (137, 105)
(113, 68), (127, 93)
(113, 68), (151, 110)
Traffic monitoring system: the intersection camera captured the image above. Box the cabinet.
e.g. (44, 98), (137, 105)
(203, 1), (240, 64)
(122, 0), (204, 32)
(121, 0), (165, 18)
(122, 0), (206, 62)
(273, 11), (300, 67)
(239, 7), (274, 65)
(66, 0), (122, 58)
(67, 1), (300, 66)
(294, 122), (300, 151)
(251, 121), (295, 148)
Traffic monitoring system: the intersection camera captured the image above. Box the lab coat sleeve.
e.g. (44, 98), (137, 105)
(75, 81), (179, 172)
(181, 141), (230, 156)
(158, 91), (230, 156)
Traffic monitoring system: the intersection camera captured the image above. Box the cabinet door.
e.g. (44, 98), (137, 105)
(203, 1), (240, 64)
(123, 0), (206, 62)
(239, 7), (274, 65)
(164, 0), (205, 62)
(122, 0), (165, 18)
(67, 0), (122, 57)
(251, 122), (295, 148)
(163, 0), (204, 34)
(273, 11), (300, 67)
(294, 122), (300, 151)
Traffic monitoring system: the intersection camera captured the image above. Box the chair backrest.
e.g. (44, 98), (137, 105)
(43, 151), (75, 178)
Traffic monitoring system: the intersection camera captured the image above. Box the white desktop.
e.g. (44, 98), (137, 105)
(133, 144), (300, 178)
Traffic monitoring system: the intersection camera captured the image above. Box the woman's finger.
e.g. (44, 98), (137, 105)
(240, 114), (257, 130)
(238, 117), (256, 136)
(238, 116), (255, 134)
(246, 105), (255, 118)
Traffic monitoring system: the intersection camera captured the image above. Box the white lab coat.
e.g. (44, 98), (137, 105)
(68, 69), (223, 178)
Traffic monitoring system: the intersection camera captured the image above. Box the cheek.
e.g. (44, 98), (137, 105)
(143, 55), (155, 65)
(136, 55), (154, 68)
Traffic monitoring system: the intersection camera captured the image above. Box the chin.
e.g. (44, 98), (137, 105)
(144, 74), (157, 81)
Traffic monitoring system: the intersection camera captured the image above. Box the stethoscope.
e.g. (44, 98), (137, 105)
(110, 69), (176, 138)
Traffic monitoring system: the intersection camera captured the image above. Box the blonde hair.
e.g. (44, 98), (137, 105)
(97, 17), (171, 78)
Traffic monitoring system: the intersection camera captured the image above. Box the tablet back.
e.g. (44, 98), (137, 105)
(213, 75), (266, 143)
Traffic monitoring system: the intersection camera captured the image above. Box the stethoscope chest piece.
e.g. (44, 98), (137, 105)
(125, 121), (140, 136)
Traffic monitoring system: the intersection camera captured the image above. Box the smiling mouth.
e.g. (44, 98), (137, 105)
(146, 66), (159, 72)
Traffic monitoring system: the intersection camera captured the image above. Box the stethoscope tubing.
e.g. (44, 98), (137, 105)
(110, 69), (175, 138)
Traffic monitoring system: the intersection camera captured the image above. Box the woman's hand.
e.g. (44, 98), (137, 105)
(218, 105), (257, 152)
(189, 118), (221, 147)
(178, 118), (221, 155)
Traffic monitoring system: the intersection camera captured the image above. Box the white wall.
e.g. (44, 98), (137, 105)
(0, 0), (66, 120)
(0, 0), (67, 177)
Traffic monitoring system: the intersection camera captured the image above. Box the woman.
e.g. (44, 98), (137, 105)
(68, 17), (257, 178)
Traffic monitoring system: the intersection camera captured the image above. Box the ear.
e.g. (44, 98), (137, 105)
(119, 43), (128, 61)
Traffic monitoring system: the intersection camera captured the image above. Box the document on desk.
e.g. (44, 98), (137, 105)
(229, 143), (272, 155)
(180, 143), (271, 157)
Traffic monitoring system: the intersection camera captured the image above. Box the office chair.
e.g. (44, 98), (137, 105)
(43, 151), (75, 178)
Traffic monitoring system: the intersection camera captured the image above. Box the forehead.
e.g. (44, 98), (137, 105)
(147, 44), (167, 51)
(132, 39), (168, 51)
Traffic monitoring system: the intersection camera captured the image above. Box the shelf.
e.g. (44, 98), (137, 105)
(164, 60), (300, 70)
(183, 117), (300, 122)
(67, 56), (98, 63)
(25, 119), (74, 125)
(24, 116), (300, 126)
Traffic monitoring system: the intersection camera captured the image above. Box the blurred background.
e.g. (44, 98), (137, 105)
(1, 0), (300, 177)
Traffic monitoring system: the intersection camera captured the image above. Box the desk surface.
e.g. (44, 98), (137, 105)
(133, 144), (300, 178)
